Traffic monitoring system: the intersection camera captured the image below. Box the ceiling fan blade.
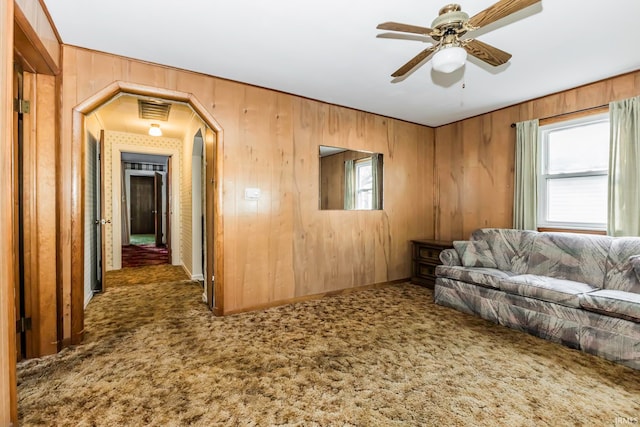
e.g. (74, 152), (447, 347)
(463, 39), (512, 66)
(468, 0), (540, 29)
(377, 33), (431, 43)
(377, 22), (433, 36)
(391, 46), (437, 77)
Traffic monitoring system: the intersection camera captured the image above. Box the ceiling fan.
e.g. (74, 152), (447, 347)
(377, 0), (541, 77)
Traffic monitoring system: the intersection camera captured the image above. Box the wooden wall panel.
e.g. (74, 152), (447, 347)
(32, 73), (58, 356)
(435, 70), (640, 241)
(59, 68), (74, 346)
(0, 0), (17, 423)
(60, 46), (435, 320)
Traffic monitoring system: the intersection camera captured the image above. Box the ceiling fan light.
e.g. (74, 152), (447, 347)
(148, 123), (162, 137)
(432, 45), (467, 73)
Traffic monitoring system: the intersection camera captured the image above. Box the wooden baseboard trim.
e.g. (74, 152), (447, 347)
(223, 278), (410, 316)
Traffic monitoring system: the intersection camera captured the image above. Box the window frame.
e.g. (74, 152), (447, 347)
(537, 113), (609, 231)
(354, 157), (373, 210)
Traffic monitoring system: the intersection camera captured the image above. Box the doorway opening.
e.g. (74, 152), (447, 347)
(72, 82), (224, 346)
(121, 152), (170, 268)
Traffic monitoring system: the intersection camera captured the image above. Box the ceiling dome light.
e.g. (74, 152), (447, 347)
(148, 123), (162, 137)
(432, 45), (467, 73)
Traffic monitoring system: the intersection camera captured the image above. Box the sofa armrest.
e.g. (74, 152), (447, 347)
(440, 248), (461, 266)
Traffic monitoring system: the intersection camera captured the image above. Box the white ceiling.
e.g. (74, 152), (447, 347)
(43, 0), (640, 127)
(92, 94), (199, 140)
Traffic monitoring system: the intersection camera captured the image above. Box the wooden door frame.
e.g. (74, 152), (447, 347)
(206, 128), (219, 316)
(154, 171), (163, 246)
(166, 158), (172, 262)
(116, 151), (177, 269)
(1, 1), (17, 423)
(70, 82), (225, 342)
(3, 1), (60, 422)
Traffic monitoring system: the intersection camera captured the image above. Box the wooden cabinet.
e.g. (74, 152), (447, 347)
(411, 239), (453, 288)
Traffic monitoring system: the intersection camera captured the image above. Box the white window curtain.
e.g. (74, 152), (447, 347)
(344, 159), (355, 210)
(608, 96), (640, 236)
(371, 153), (383, 210)
(513, 119), (539, 230)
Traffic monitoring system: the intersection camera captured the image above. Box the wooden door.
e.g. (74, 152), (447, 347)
(154, 172), (163, 246)
(130, 176), (154, 234)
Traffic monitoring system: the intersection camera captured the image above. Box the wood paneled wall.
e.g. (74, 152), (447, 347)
(60, 46), (435, 321)
(435, 71), (640, 241)
(0, 0), (17, 423)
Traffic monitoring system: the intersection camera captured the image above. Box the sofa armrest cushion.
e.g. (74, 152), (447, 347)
(439, 248), (461, 266)
(453, 240), (498, 269)
(629, 255), (640, 283)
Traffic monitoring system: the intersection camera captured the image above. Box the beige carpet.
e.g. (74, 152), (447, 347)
(18, 265), (640, 426)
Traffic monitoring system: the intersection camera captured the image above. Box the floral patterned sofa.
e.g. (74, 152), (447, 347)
(434, 228), (640, 369)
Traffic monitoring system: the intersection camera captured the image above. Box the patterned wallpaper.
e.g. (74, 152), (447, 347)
(180, 118), (206, 278)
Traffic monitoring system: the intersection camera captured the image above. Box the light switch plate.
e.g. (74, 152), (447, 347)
(244, 188), (260, 200)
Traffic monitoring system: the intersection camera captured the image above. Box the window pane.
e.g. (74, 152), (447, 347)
(547, 121), (609, 173)
(357, 163), (372, 190)
(357, 189), (372, 210)
(355, 160), (372, 209)
(546, 176), (607, 224)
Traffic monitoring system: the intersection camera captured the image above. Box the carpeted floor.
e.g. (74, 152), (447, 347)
(121, 244), (169, 268)
(17, 266), (640, 426)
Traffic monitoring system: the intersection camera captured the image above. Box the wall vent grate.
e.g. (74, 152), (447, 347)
(138, 99), (171, 121)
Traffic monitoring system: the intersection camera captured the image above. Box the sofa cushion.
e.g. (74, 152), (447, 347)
(499, 274), (598, 308)
(580, 289), (640, 323)
(470, 228), (537, 274)
(436, 265), (518, 289)
(453, 240), (497, 268)
(605, 237), (640, 293)
(526, 232), (611, 289)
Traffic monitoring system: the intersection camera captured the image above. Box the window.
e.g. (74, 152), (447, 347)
(538, 114), (609, 230)
(355, 157), (373, 210)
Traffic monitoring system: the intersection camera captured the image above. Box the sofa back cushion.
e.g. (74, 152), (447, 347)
(453, 240), (498, 268)
(470, 228), (537, 273)
(526, 232), (611, 288)
(604, 237), (640, 293)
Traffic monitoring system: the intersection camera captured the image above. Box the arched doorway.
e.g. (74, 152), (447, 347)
(70, 82), (224, 344)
